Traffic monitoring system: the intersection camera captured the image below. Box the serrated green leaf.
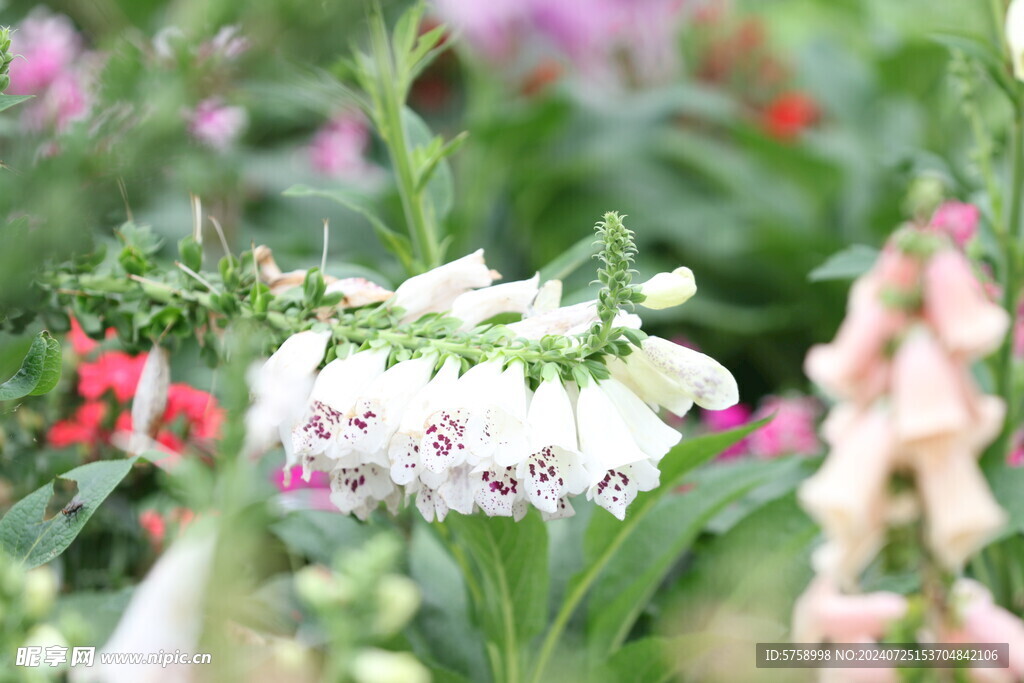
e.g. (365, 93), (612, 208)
(0, 331), (63, 401)
(0, 457), (138, 568)
(808, 244), (878, 282)
(403, 107), (454, 223)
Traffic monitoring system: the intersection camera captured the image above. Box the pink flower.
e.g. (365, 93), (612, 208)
(430, 0), (526, 61)
(273, 465), (329, 492)
(77, 352), (149, 402)
(187, 98), (247, 151)
(307, 114), (377, 182)
(748, 395), (820, 458)
(702, 403), (751, 458)
(6, 10), (82, 96)
(946, 580), (1024, 677)
(792, 576), (908, 644)
(929, 201), (980, 247)
(922, 249), (1009, 358)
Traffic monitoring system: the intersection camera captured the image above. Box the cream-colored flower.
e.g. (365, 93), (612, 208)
(1008, 0), (1024, 81)
(637, 266), (696, 309)
(449, 274), (540, 328)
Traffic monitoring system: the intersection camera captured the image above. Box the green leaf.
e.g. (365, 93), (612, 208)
(269, 510), (379, 566)
(585, 455), (788, 659)
(0, 458), (138, 568)
(403, 107), (455, 223)
(445, 512), (549, 677)
(0, 94), (32, 113)
(601, 637), (677, 683)
(538, 233), (603, 283)
(807, 244), (879, 282)
(283, 185), (416, 273)
(0, 331), (63, 401)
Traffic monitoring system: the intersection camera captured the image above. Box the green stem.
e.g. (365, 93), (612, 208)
(369, 12), (441, 272)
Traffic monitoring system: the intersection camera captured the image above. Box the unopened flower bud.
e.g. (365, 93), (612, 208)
(374, 575), (421, 635)
(1009, 0), (1024, 80)
(294, 565), (351, 608)
(23, 567), (58, 619)
(351, 649), (430, 683)
(638, 267), (696, 310)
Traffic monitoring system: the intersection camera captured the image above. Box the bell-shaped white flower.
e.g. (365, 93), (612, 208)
(391, 249), (499, 322)
(329, 463), (398, 521)
(387, 357), (462, 485)
(291, 348), (389, 462)
(599, 378), (682, 462)
(638, 267), (696, 310)
(576, 380), (651, 480)
(541, 496), (576, 521)
(611, 336), (738, 415)
(336, 354), (437, 462)
(515, 376), (589, 513)
(244, 330), (330, 459)
(450, 273), (541, 328)
(587, 460), (661, 520)
(530, 279), (563, 316)
(1009, 0), (1024, 81)
(419, 360), (530, 474)
(73, 527), (216, 683)
(408, 479), (450, 522)
(471, 465), (529, 520)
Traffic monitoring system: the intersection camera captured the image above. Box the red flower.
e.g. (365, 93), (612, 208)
(138, 509), (166, 546)
(47, 401), (107, 447)
(68, 317), (98, 356)
(164, 384), (223, 440)
(761, 91), (818, 140)
(77, 351), (148, 402)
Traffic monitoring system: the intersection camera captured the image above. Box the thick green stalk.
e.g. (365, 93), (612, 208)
(369, 12), (441, 272)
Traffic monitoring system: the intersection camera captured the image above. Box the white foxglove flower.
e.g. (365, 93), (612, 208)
(419, 360), (530, 474)
(408, 479), (449, 522)
(638, 267), (696, 310)
(387, 357), (462, 485)
(472, 465), (529, 520)
(391, 249), (498, 322)
(541, 496), (576, 521)
(530, 279), (563, 316)
(576, 380), (652, 479)
(291, 348), (389, 462)
(611, 336), (738, 415)
(72, 528), (216, 683)
(244, 330), (330, 459)
(130, 344), (170, 451)
(337, 354), (437, 461)
(329, 463), (397, 521)
(449, 273), (540, 328)
(515, 377), (589, 514)
(600, 378), (682, 462)
(587, 460), (661, 521)
(1009, 0), (1024, 81)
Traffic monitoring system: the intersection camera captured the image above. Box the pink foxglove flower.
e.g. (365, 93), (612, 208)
(945, 580), (1024, 677)
(928, 201), (980, 247)
(7, 9), (81, 96)
(747, 395), (820, 458)
(188, 98), (247, 151)
(308, 114), (380, 184)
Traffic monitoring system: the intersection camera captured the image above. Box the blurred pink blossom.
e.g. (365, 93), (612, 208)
(187, 98), (247, 151)
(308, 114), (379, 183)
(273, 465), (335, 512)
(945, 580), (1024, 678)
(198, 25), (249, 61)
(928, 201), (980, 247)
(6, 9), (82, 95)
(7, 9), (92, 132)
(702, 402), (751, 458)
(431, 0), (526, 61)
(748, 395), (820, 458)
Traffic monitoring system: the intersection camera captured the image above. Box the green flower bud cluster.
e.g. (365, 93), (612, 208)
(0, 27), (12, 93)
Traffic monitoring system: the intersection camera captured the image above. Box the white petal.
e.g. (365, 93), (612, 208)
(450, 273), (540, 328)
(587, 461), (660, 520)
(626, 336), (738, 411)
(638, 267), (696, 310)
(438, 465), (476, 515)
(387, 358), (461, 483)
(1009, 0), (1024, 81)
(473, 466), (523, 517)
(576, 382), (649, 482)
(599, 379), (681, 462)
(338, 354), (436, 455)
(329, 464), (394, 517)
(291, 349), (389, 458)
(392, 249), (498, 322)
(527, 377), (578, 453)
(540, 497), (576, 521)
